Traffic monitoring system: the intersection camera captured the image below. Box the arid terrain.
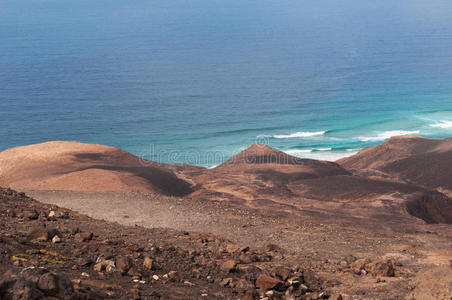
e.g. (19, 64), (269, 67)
(1, 136), (451, 299)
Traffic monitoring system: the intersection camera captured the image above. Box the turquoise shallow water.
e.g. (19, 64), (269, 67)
(1, 0), (452, 166)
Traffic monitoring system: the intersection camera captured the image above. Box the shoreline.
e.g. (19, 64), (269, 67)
(3, 129), (452, 167)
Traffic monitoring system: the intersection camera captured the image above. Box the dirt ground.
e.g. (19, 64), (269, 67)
(25, 189), (452, 300)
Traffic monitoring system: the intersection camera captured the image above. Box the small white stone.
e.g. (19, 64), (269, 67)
(48, 211), (56, 218)
(184, 281), (195, 287)
(105, 265), (115, 273)
(52, 235), (61, 244)
(152, 275), (159, 281)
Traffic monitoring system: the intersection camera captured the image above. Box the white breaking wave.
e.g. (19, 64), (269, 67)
(430, 120), (452, 129)
(285, 149), (358, 161)
(315, 147), (332, 151)
(285, 149), (312, 155)
(285, 147), (331, 155)
(357, 130), (420, 142)
(273, 131), (326, 139)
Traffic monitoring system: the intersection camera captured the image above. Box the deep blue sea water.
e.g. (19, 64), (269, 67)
(1, 0), (452, 167)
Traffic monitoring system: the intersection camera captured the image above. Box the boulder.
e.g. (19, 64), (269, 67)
(303, 270), (322, 291)
(28, 228), (49, 242)
(241, 289), (259, 300)
(38, 272), (74, 297)
(365, 260), (395, 277)
(255, 274), (283, 291)
(105, 264), (115, 273)
(329, 293), (343, 300)
(143, 257), (153, 270)
(343, 254), (357, 264)
(116, 256), (132, 274)
(221, 260), (237, 273)
(74, 232), (93, 242)
(3, 277), (43, 299)
(274, 266), (291, 281)
(350, 258), (371, 271)
(235, 279), (254, 292)
(127, 266), (141, 277)
(167, 271), (179, 282)
(225, 244), (241, 254)
(24, 210), (39, 220)
(78, 258), (93, 267)
(220, 278), (233, 287)
(47, 228), (62, 240)
(0, 269), (75, 299)
(93, 263), (104, 272)
(37, 273), (57, 294)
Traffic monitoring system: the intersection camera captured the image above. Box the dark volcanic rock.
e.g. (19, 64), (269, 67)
(0, 269), (76, 300)
(74, 232), (93, 242)
(24, 210), (39, 220)
(116, 256), (132, 274)
(28, 228), (49, 242)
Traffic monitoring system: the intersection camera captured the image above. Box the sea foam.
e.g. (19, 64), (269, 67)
(285, 149), (313, 155)
(273, 131), (326, 139)
(285, 147), (332, 155)
(285, 148), (358, 161)
(430, 120), (452, 129)
(315, 147), (332, 151)
(357, 130), (420, 142)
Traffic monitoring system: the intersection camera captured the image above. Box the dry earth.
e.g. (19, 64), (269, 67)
(26, 189), (452, 300)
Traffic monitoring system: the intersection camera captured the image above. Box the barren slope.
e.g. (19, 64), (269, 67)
(0, 141), (195, 196)
(1, 139), (452, 228)
(338, 135), (452, 193)
(190, 143), (452, 226)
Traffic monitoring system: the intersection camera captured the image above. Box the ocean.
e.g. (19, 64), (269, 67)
(1, 0), (452, 167)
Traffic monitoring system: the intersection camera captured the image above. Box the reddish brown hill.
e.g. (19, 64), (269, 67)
(218, 144), (349, 177)
(337, 136), (442, 169)
(0, 141), (194, 196)
(2, 140), (452, 226)
(220, 144), (302, 165)
(338, 136), (452, 193)
(189, 142), (452, 226)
